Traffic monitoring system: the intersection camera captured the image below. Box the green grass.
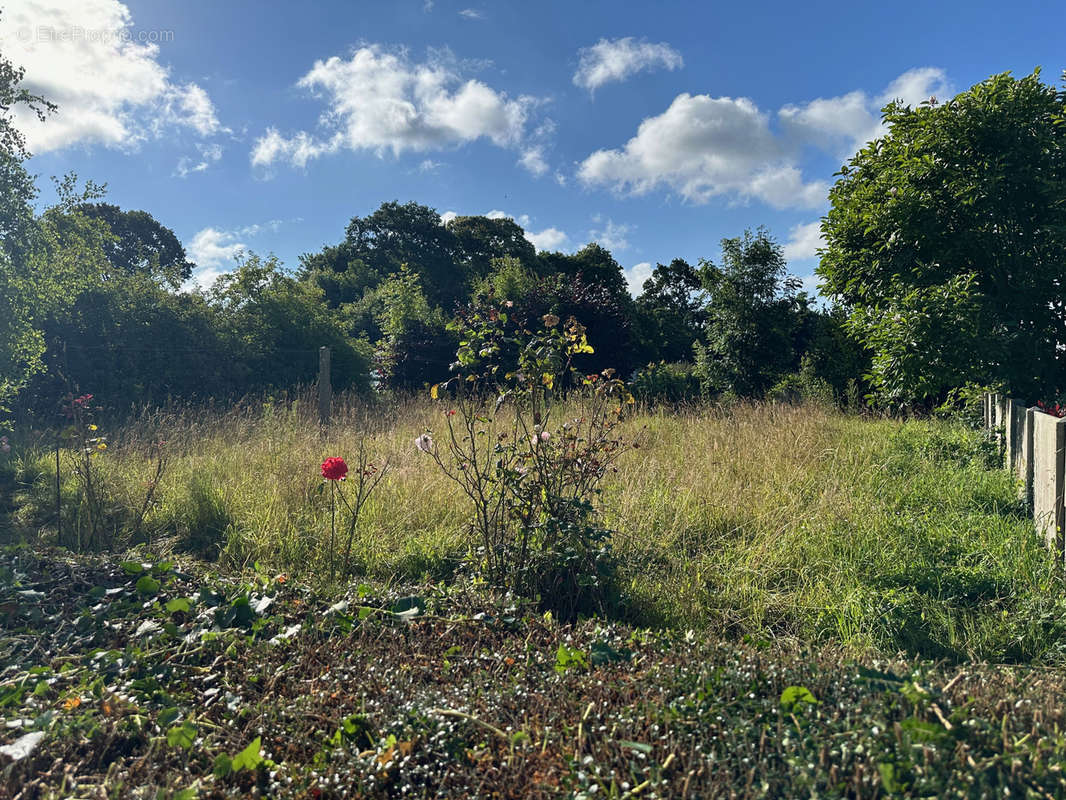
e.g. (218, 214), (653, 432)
(3, 395), (1063, 662)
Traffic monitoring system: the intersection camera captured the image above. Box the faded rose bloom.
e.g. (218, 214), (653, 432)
(415, 433), (434, 453)
(540, 431), (550, 441)
(542, 313), (560, 327)
(0, 436), (9, 454)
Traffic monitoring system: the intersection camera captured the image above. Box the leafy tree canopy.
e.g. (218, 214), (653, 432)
(76, 203), (195, 289)
(818, 69), (1066, 406)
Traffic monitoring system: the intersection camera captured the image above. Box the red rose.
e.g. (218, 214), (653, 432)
(320, 457), (348, 481)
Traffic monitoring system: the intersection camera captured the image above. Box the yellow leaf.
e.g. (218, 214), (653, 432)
(88, 424), (98, 431)
(542, 373), (554, 389)
(430, 384), (439, 400)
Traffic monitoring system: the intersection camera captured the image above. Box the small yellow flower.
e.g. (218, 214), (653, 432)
(88, 424), (98, 431)
(96, 442), (107, 451)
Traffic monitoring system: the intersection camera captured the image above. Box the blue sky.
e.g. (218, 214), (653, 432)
(3, 0), (1063, 295)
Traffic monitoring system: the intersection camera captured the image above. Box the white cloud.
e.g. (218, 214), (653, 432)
(624, 262), (653, 297)
(251, 45), (540, 170)
(780, 67), (952, 156)
(0, 0), (224, 153)
(185, 227), (246, 287)
(458, 8), (484, 19)
(878, 67), (952, 109)
(175, 142), (223, 177)
(578, 92), (823, 208)
(485, 209), (532, 228)
(578, 67), (948, 209)
(518, 145), (549, 176)
(439, 210), (458, 225)
(589, 217), (631, 251)
(782, 220), (824, 261)
(525, 227), (569, 252)
(573, 37), (683, 93)
(184, 219), (288, 289)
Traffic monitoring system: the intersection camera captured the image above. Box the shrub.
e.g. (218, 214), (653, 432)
(422, 299), (634, 619)
(631, 361), (701, 405)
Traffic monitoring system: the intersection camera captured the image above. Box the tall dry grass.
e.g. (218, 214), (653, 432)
(7, 391), (1064, 661)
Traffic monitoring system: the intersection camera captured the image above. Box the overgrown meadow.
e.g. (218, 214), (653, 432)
(5, 395), (1066, 797)
(4, 394), (1061, 662)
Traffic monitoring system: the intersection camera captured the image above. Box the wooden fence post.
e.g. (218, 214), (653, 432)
(318, 346), (332, 427)
(1006, 398), (1025, 476)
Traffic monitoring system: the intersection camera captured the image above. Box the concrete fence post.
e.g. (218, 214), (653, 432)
(318, 346), (332, 427)
(994, 394), (1007, 459)
(984, 392), (993, 430)
(1031, 410), (1066, 558)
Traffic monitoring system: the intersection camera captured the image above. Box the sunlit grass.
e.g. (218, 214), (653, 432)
(7, 392), (1064, 662)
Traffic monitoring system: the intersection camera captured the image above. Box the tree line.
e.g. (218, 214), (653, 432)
(4, 53), (1066, 425)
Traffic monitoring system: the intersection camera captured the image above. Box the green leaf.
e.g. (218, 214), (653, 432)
(158, 707), (180, 727)
(135, 575), (161, 595)
(165, 597), (191, 614)
(231, 736), (262, 772)
(212, 754), (233, 778)
(120, 561), (144, 575)
(166, 721), (197, 750)
(779, 685), (818, 713)
(554, 643), (589, 674)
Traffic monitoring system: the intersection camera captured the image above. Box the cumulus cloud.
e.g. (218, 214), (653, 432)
(780, 67), (952, 156)
(578, 67), (948, 209)
(578, 93), (824, 208)
(458, 8), (484, 19)
(518, 146), (549, 176)
(589, 217), (631, 251)
(251, 45), (540, 170)
(573, 37), (683, 93)
(525, 227), (569, 252)
(184, 220), (287, 289)
(782, 220), (825, 261)
(0, 0), (224, 153)
(624, 262), (653, 297)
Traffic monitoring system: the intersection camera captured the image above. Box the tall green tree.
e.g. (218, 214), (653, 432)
(75, 203), (195, 289)
(695, 228), (803, 398)
(0, 53), (54, 414)
(447, 215), (536, 284)
(636, 258), (706, 363)
(819, 70), (1066, 406)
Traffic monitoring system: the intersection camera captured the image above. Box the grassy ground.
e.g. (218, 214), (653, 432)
(3, 396), (1063, 663)
(4, 548), (1066, 799)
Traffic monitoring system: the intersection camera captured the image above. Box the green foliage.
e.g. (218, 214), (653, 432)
(426, 300), (633, 619)
(75, 203), (194, 289)
(819, 70), (1066, 406)
(630, 361), (701, 404)
(635, 258), (706, 363)
(373, 265), (455, 391)
(695, 228), (806, 398)
(768, 354), (836, 406)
